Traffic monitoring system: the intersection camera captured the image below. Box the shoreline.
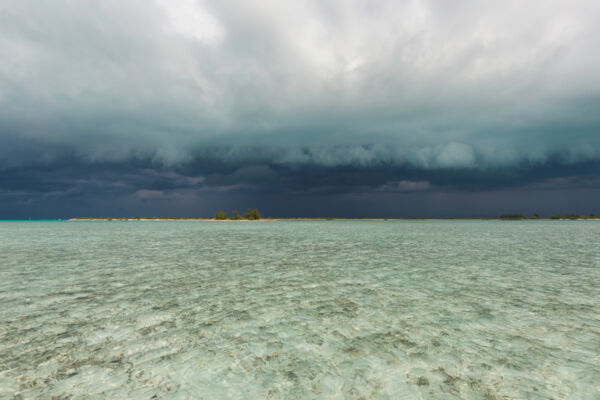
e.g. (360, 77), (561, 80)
(66, 217), (600, 222)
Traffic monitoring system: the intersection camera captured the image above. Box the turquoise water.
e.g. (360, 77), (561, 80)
(0, 221), (599, 399)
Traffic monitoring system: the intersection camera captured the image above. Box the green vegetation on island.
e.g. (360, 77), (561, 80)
(546, 214), (599, 220)
(214, 210), (228, 220)
(499, 214), (539, 220)
(242, 208), (261, 220)
(500, 213), (598, 220)
(213, 208), (261, 220)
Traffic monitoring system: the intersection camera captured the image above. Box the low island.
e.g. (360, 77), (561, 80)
(68, 211), (600, 221)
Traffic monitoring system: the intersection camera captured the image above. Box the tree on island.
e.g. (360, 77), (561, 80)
(214, 210), (228, 220)
(231, 210), (242, 220)
(243, 208), (261, 220)
(213, 208), (261, 220)
(499, 213), (539, 220)
(499, 214), (525, 220)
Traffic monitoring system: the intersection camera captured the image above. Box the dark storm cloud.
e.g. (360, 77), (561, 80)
(2, 153), (600, 218)
(1, 0), (600, 216)
(2, 150), (599, 198)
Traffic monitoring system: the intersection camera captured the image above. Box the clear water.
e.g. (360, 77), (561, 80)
(1, 221), (599, 399)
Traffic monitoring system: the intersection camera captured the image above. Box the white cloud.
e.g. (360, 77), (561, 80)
(154, 0), (224, 44)
(0, 0), (599, 169)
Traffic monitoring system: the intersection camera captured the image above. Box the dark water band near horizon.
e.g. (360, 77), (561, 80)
(1, 220), (599, 398)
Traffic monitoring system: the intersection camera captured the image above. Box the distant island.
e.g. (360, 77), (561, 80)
(499, 213), (599, 220)
(68, 211), (600, 221)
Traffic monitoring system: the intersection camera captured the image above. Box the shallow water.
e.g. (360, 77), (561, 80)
(0, 220), (599, 399)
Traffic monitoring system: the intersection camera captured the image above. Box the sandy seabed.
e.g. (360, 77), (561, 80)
(1, 220), (599, 398)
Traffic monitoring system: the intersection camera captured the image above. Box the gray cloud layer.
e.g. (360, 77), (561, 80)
(2, 0), (600, 166)
(1, 0), (600, 216)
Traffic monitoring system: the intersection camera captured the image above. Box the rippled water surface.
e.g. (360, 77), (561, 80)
(1, 220), (599, 399)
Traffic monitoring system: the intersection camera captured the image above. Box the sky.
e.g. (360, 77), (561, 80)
(1, 0), (600, 218)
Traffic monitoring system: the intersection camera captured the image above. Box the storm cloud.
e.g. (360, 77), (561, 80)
(1, 0), (599, 217)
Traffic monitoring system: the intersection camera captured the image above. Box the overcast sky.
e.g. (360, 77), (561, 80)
(1, 0), (599, 218)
